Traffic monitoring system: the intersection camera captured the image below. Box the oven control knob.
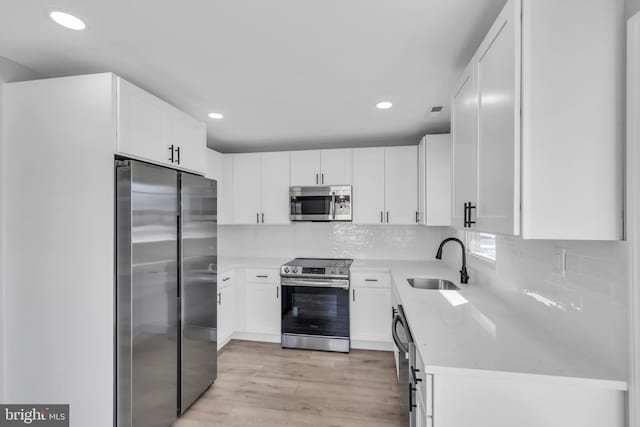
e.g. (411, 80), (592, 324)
(283, 267), (289, 273)
(292, 267), (298, 273)
(330, 269), (336, 275)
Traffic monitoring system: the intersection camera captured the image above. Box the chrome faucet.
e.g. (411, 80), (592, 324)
(435, 238), (469, 284)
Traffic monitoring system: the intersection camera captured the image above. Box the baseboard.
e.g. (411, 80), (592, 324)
(217, 335), (233, 351)
(232, 331), (281, 343)
(351, 340), (393, 352)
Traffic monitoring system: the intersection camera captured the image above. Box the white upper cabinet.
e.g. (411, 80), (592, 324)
(116, 77), (206, 174)
(451, 0), (622, 239)
(169, 106), (206, 174)
(353, 148), (386, 224)
(475, 0), (520, 235)
(232, 152), (290, 224)
(290, 150), (321, 185)
(320, 149), (353, 185)
(353, 146), (418, 225)
(233, 153), (262, 224)
(419, 134), (452, 226)
(260, 152), (291, 224)
(220, 154), (234, 225)
(384, 146), (418, 225)
(451, 63), (478, 231)
(117, 78), (169, 165)
(290, 149), (353, 185)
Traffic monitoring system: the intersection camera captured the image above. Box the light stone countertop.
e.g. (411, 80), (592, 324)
(215, 256), (627, 389)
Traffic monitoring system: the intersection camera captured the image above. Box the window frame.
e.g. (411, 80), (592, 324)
(465, 231), (497, 265)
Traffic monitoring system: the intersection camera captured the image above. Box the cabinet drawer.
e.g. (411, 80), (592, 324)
(351, 271), (391, 288)
(218, 270), (234, 289)
(245, 268), (279, 283)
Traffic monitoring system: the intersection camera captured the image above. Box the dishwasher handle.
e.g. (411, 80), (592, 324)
(391, 313), (409, 355)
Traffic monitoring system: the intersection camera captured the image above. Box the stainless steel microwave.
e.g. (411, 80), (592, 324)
(289, 186), (352, 222)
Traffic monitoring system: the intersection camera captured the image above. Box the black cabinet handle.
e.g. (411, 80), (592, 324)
(416, 211), (419, 224)
(174, 146), (181, 165)
(464, 202), (476, 227)
(352, 289), (356, 302)
(256, 275), (268, 278)
(217, 292), (221, 305)
(321, 173), (324, 184)
(316, 173), (319, 184)
(168, 144), (174, 162)
(256, 213), (260, 224)
(411, 367), (423, 383)
(409, 384), (417, 412)
(276, 286), (279, 299)
(380, 211), (384, 223)
(386, 212), (389, 223)
(222, 277), (230, 282)
(364, 279), (378, 282)
(261, 213), (264, 223)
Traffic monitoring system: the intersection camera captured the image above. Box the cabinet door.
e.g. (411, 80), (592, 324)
(417, 138), (427, 225)
(245, 282), (280, 335)
(260, 152), (290, 224)
(219, 155), (234, 224)
(451, 63), (478, 229)
(425, 134), (452, 226)
(352, 148), (386, 224)
(320, 149), (353, 185)
(290, 150), (321, 186)
(476, 0), (520, 235)
(117, 78), (170, 165)
(169, 106), (206, 174)
(350, 287), (391, 342)
(384, 146), (418, 225)
(218, 284), (235, 349)
(232, 153), (261, 224)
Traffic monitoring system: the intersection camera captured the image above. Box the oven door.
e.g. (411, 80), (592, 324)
(281, 278), (350, 339)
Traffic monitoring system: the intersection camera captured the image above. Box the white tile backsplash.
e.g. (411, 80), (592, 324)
(219, 223), (445, 260)
(440, 228), (628, 378)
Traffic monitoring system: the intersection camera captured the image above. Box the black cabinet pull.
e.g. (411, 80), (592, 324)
(168, 144), (175, 162)
(411, 367), (423, 383)
(416, 211), (419, 224)
(380, 211), (383, 223)
(364, 279), (378, 282)
(316, 173), (319, 184)
(217, 292), (221, 305)
(409, 384), (417, 412)
(386, 212), (389, 223)
(222, 277), (230, 282)
(464, 202), (476, 227)
(256, 275), (268, 278)
(256, 213), (260, 224)
(174, 146), (181, 164)
(352, 289), (356, 302)
(261, 213), (264, 223)
(321, 173), (324, 184)
(276, 286), (279, 299)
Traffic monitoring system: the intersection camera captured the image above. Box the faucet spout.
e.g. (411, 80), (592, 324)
(435, 237), (469, 284)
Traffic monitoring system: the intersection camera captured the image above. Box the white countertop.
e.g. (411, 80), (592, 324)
(216, 256), (626, 390)
(353, 259), (627, 390)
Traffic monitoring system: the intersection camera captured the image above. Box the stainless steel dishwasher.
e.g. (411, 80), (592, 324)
(392, 304), (416, 427)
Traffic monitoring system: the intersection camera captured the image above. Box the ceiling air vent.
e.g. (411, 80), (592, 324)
(430, 106), (443, 113)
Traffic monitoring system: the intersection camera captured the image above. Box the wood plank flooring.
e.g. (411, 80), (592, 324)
(174, 340), (403, 427)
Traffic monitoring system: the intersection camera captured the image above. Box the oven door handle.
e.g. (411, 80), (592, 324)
(331, 192), (336, 220)
(281, 279), (349, 289)
(392, 314), (409, 355)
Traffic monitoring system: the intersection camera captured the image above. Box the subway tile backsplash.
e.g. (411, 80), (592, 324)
(219, 223), (445, 260)
(440, 228), (628, 378)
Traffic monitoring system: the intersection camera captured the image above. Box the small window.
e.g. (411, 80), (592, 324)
(466, 231), (497, 263)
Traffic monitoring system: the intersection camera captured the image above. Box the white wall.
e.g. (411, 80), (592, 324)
(0, 56), (39, 401)
(628, 0), (640, 18)
(440, 228), (628, 380)
(219, 223), (444, 260)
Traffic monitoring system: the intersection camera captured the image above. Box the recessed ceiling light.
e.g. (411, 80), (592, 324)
(50, 11), (86, 30)
(208, 112), (224, 120)
(376, 101), (393, 110)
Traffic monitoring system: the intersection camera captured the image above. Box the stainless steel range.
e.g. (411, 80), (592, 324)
(280, 258), (353, 352)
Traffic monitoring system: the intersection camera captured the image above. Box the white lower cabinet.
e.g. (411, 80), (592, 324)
(245, 276), (281, 336)
(350, 272), (392, 347)
(217, 272), (235, 350)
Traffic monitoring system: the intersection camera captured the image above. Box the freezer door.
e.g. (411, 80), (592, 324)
(116, 160), (179, 427)
(179, 173), (217, 413)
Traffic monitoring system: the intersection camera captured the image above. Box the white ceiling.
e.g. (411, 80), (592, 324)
(0, 0), (506, 153)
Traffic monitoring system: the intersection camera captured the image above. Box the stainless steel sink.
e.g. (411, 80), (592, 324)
(407, 278), (460, 290)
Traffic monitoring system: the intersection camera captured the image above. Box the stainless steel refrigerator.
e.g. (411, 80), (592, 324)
(115, 159), (217, 427)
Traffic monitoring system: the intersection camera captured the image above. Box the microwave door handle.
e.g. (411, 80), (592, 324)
(331, 193), (336, 220)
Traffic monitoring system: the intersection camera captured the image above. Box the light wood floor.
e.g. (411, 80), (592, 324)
(174, 340), (403, 427)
